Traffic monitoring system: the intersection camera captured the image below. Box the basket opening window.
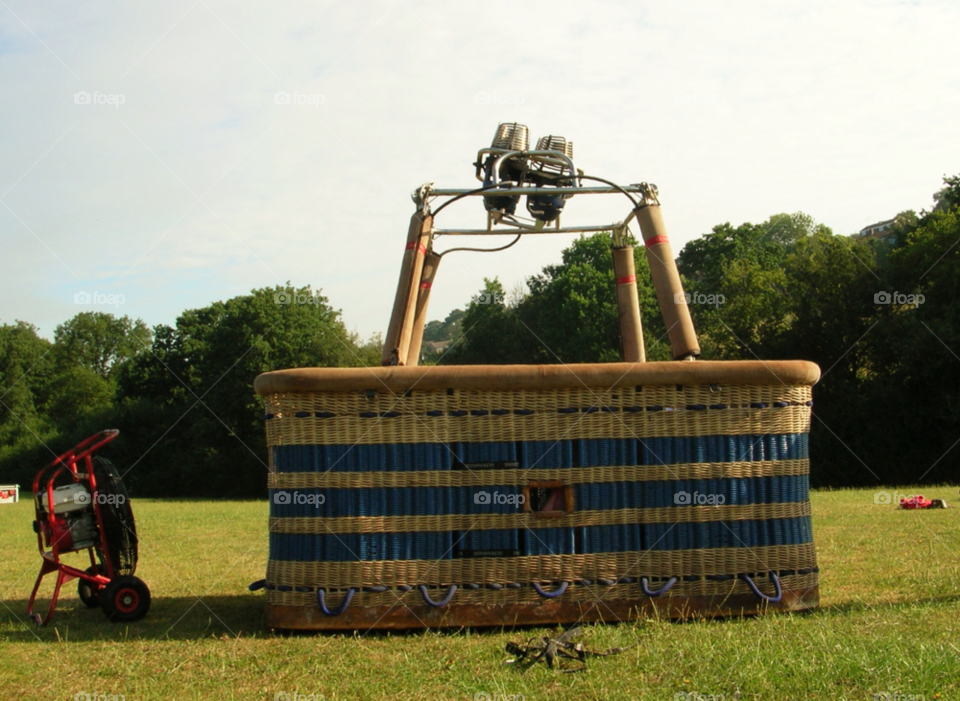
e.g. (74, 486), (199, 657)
(524, 481), (574, 518)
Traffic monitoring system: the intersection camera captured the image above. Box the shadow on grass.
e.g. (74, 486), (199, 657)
(0, 595), (269, 642)
(1, 594), (650, 643)
(816, 593), (960, 616)
(7, 592), (958, 643)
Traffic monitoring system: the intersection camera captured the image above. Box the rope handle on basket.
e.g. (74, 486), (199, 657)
(738, 572), (782, 603)
(418, 584), (458, 608)
(531, 581), (569, 599)
(640, 576), (678, 597)
(248, 580), (266, 591)
(317, 587), (357, 616)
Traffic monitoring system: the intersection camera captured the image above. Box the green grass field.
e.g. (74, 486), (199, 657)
(1, 488), (959, 700)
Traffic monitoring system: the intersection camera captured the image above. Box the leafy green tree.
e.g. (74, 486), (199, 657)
(0, 322), (55, 468)
(52, 312), (152, 379)
(445, 279), (530, 364)
(352, 332), (383, 367)
(855, 206), (960, 484)
(423, 308), (465, 343)
(113, 283), (360, 496)
(932, 174), (960, 213)
(449, 233), (669, 364)
(40, 366), (115, 426)
(678, 212), (825, 358)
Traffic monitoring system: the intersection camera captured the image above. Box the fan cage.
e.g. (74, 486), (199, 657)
(92, 456), (139, 576)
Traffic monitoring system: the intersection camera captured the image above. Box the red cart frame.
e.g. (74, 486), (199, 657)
(27, 430), (129, 625)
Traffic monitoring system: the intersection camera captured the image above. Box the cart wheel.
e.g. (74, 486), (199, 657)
(100, 576), (151, 623)
(78, 566), (105, 608)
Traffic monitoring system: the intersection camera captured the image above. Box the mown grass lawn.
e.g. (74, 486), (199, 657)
(1, 487), (959, 700)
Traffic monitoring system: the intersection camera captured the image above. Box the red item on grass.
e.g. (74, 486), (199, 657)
(899, 494), (933, 509)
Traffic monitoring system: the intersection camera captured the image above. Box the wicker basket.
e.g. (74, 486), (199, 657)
(254, 360), (820, 630)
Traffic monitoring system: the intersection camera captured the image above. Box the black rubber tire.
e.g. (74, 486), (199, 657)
(78, 565), (105, 608)
(100, 575), (151, 623)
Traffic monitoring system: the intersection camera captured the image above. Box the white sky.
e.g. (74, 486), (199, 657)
(1, 0), (958, 341)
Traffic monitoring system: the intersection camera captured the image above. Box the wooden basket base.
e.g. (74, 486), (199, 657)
(265, 584), (818, 631)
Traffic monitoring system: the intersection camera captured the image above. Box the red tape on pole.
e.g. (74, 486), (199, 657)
(616, 275), (637, 285)
(644, 235), (669, 247)
(405, 241), (427, 254)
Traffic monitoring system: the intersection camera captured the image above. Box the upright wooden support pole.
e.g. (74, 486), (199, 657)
(406, 252), (442, 367)
(382, 212), (432, 365)
(611, 245), (645, 363)
(633, 187), (700, 360)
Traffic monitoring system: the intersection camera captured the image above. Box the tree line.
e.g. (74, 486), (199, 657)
(0, 286), (379, 496)
(2, 176), (958, 495)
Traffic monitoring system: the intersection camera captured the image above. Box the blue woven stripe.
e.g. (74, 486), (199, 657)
(269, 531), (454, 561)
(272, 443), (452, 473)
(520, 440), (574, 468)
(640, 433), (808, 465)
(524, 527), (575, 555)
(270, 475), (808, 518)
(457, 529), (520, 552)
(269, 485), (527, 517)
(269, 516), (813, 561)
(629, 474), (808, 509)
(641, 517), (814, 551)
(453, 441), (517, 463)
(579, 524), (644, 553)
(579, 438), (638, 467)
(272, 434), (808, 473)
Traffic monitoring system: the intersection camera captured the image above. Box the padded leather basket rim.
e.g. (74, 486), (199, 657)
(254, 360), (821, 396)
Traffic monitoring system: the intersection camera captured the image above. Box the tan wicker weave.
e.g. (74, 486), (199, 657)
(255, 361), (820, 630)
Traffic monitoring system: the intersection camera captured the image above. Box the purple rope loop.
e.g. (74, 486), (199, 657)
(739, 572), (782, 603)
(419, 584), (458, 608)
(640, 576), (678, 597)
(531, 581), (569, 599)
(317, 587), (357, 616)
